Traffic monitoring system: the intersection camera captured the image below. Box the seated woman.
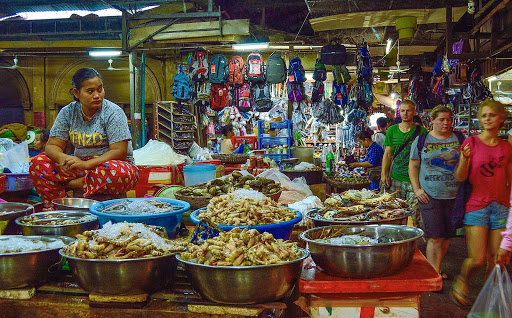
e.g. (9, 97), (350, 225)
(349, 130), (384, 191)
(30, 68), (139, 209)
(220, 124), (235, 154)
(33, 129), (50, 153)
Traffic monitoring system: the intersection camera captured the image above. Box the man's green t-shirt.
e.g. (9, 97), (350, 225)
(384, 124), (427, 182)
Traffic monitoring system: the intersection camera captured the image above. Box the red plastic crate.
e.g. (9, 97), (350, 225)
(133, 163), (185, 197)
(231, 136), (258, 151)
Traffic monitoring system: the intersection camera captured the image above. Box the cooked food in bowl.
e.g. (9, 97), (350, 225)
(0, 236), (67, 254)
(61, 221), (187, 259)
(198, 189), (295, 226)
(181, 228), (302, 266)
(19, 212), (97, 226)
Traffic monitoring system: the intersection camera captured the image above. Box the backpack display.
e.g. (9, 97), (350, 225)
(238, 83), (252, 112)
(252, 82), (272, 112)
(287, 82), (304, 102)
(228, 55), (245, 86)
(246, 52), (265, 83)
(288, 57), (305, 83)
(189, 48), (209, 82)
(209, 54), (229, 84)
(171, 72), (193, 101)
(313, 58), (327, 81)
(210, 83), (230, 110)
(266, 53), (287, 84)
(333, 65), (351, 84)
(321, 40), (346, 65)
(332, 82), (347, 105)
(357, 46), (373, 83)
(311, 80), (325, 104)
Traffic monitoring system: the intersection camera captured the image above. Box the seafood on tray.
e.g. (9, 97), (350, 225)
(61, 222), (187, 259)
(198, 189), (296, 226)
(180, 227), (302, 266)
(313, 207), (411, 222)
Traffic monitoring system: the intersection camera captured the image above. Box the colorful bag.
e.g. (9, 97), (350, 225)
(287, 82), (304, 102)
(246, 52), (265, 83)
(333, 64), (351, 84)
(266, 53), (287, 84)
(238, 83), (252, 112)
(313, 58), (327, 81)
(209, 54), (229, 84)
(332, 82), (347, 105)
(288, 57), (305, 83)
(171, 72), (193, 101)
(228, 55), (245, 86)
(311, 80), (325, 104)
(189, 47), (209, 82)
(210, 83), (230, 110)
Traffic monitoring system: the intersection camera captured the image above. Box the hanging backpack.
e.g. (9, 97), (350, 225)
(252, 82), (272, 112)
(313, 58), (327, 81)
(266, 53), (287, 84)
(311, 80), (325, 104)
(228, 55), (245, 86)
(357, 46), (373, 82)
(321, 40), (346, 65)
(189, 47), (209, 82)
(246, 52), (265, 83)
(171, 72), (193, 101)
(209, 54), (229, 84)
(287, 82), (304, 102)
(333, 65), (351, 84)
(238, 83), (252, 112)
(210, 83), (230, 110)
(288, 57), (305, 83)
(332, 82), (347, 105)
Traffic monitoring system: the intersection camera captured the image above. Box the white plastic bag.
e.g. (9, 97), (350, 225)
(256, 168), (313, 204)
(133, 140), (189, 166)
(0, 141), (29, 173)
(468, 265), (512, 318)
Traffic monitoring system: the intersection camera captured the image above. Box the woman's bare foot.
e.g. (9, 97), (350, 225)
(67, 177), (84, 189)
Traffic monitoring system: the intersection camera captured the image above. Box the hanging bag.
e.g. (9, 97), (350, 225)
(227, 55), (245, 86)
(468, 265), (512, 318)
(288, 57), (306, 83)
(266, 53), (287, 84)
(246, 52), (265, 83)
(321, 40), (346, 65)
(189, 47), (209, 82)
(209, 54), (229, 84)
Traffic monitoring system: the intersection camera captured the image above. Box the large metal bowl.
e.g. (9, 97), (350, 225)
(0, 235), (74, 289)
(0, 202), (34, 221)
(60, 251), (177, 295)
(305, 210), (412, 227)
(176, 248), (309, 304)
(15, 211), (99, 237)
(52, 198), (99, 211)
(300, 225), (423, 278)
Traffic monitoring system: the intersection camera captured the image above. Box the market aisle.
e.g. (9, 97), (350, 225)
(418, 235), (512, 317)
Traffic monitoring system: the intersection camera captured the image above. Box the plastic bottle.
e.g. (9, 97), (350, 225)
(326, 144), (335, 176)
(321, 145), (327, 170)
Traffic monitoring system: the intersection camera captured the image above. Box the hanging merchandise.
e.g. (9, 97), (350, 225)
(313, 99), (344, 125)
(468, 61), (492, 102)
(313, 58), (327, 81)
(209, 54), (229, 84)
(252, 82), (273, 112)
(288, 56), (306, 83)
(266, 53), (287, 84)
(311, 80), (325, 104)
(332, 81), (348, 105)
(228, 55), (245, 86)
(287, 82), (305, 102)
(238, 83), (253, 112)
(189, 47), (209, 82)
(321, 40), (347, 65)
(210, 83), (230, 110)
(333, 64), (351, 84)
(246, 51), (265, 83)
(171, 71), (193, 102)
(356, 42), (373, 84)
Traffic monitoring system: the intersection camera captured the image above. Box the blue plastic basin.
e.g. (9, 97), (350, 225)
(89, 198), (190, 237)
(189, 208), (302, 240)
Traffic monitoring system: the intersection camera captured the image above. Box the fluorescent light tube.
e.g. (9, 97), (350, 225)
(487, 75), (498, 82)
(89, 50), (122, 57)
(232, 43), (269, 50)
(386, 39), (393, 55)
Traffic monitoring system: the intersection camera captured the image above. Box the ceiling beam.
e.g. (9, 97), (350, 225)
(470, 0), (510, 35)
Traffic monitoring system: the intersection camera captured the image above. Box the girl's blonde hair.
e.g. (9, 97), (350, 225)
(478, 99), (509, 120)
(430, 105), (452, 120)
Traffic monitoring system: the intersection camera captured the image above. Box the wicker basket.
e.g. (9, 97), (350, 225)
(324, 175), (371, 192)
(211, 154), (250, 164)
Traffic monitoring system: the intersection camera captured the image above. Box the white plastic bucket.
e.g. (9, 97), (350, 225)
(183, 164), (216, 186)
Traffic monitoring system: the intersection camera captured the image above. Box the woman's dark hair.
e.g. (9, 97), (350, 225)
(357, 130), (373, 141)
(376, 117), (387, 129)
(71, 68), (102, 101)
(221, 124), (233, 136)
(37, 129), (50, 142)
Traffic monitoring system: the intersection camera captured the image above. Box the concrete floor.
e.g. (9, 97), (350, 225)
(417, 234), (512, 317)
